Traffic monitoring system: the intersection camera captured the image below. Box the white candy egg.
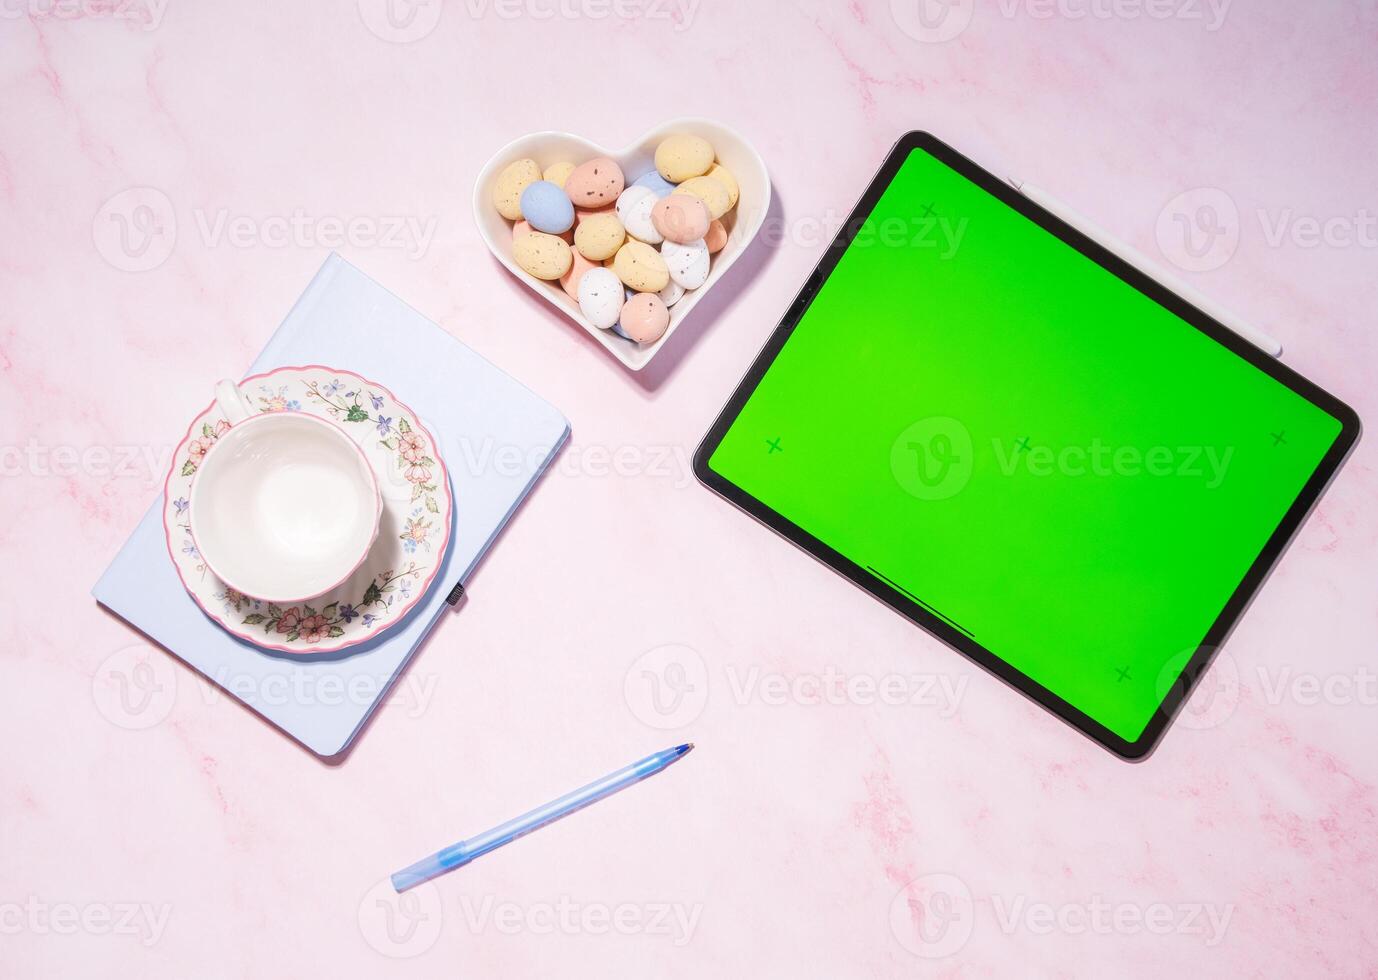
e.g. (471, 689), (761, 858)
(616, 185), (663, 245)
(658, 279), (685, 307)
(577, 267), (624, 330)
(661, 238), (710, 289)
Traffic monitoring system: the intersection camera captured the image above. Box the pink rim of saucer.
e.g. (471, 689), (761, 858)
(187, 410), (384, 605)
(162, 365), (454, 656)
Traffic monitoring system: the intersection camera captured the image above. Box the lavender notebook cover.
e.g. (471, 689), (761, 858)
(93, 254), (570, 755)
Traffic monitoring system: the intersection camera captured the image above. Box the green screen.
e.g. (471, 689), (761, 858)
(708, 148), (1343, 742)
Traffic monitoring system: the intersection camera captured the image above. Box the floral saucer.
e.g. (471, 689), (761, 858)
(162, 365), (453, 655)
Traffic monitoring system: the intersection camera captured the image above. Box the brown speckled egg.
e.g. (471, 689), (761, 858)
(492, 158), (541, 220)
(513, 232), (572, 281)
(610, 240), (669, 292)
(564, 157), (626, 208)
(514, 219), (571, 245)
(651, 194), (710, 244)
(620, 292), (670, 344)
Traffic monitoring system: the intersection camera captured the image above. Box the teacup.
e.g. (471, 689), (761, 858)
(189, 380), (383, 603)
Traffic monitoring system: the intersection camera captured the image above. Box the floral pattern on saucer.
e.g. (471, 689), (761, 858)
(162, 365), (454, 655)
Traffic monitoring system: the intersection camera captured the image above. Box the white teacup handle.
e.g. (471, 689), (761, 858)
(213, 379), (255, 424)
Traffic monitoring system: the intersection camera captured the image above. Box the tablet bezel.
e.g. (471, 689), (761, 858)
(693, 131), (1361, 760)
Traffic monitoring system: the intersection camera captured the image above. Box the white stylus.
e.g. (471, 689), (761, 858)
(1006, 177), (1284, 358)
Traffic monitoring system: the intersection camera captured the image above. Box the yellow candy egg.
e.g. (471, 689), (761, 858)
(655, 134), (714, 183)
(574, 211), (626, 262)
(513, 231), (572, 280)
(543, 161), (576, 188)
(493, 158), (541, 221)
(705, 163), (739, 210)
(611, 240), (669, 293)
(676, 175), (732, 221)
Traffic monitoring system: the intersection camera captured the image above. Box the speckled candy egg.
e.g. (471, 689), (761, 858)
(611, 240), (670, 292)
(560, 248), (599, 300)
(616, 186), (662, 245)
(620, 292), (670, 344)
(513, 231), (572, 281)
(655, 135), (714, 183)
(493, 158), (541, 220)
(657, 279), (685, 307)
(704, 164), (739, 209)
(676, 175), (732, 221)
(651, 194), (710, 245)
(632, 169), (678, 199)
(514, 219), (572, 245)
(704, 219), (728, 254)
(564, 157), (625, 208)
(519, 180), (574, 235)
(661, 238), (709, 289)
(543, 161), (576, 187)
(574, 211), (625, 262)
(577, 267), (624, 330)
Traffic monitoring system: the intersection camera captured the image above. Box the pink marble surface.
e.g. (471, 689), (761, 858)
(3, 1), (1376, 976)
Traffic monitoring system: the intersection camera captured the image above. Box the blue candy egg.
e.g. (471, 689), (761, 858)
(632, 170), (677, 199)
(519, 180), (574, 234)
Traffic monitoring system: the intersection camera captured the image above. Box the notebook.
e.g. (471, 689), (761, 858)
(93, 254), (570, 756)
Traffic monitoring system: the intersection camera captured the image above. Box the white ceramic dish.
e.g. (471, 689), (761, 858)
(473, 117), (771, 371)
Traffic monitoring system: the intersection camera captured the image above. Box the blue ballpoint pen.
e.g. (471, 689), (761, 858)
(391, 743), (694, 892)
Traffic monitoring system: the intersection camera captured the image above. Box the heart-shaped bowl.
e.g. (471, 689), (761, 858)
(473, 117), (771, 371)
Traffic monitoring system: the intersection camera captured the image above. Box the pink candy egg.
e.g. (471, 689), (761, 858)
(564, 157), (625, 208)
(704, 218), (728, 254)
(575, 203), (616, 225)
(651, 195), (710, 244)
(619, 292), (670, 344)
(560, 248), (599, 300)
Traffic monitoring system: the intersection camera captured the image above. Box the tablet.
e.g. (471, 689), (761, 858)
(694, 132), (1360, 759)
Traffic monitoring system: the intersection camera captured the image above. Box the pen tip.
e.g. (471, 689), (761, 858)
(676, 743), (694, 755)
